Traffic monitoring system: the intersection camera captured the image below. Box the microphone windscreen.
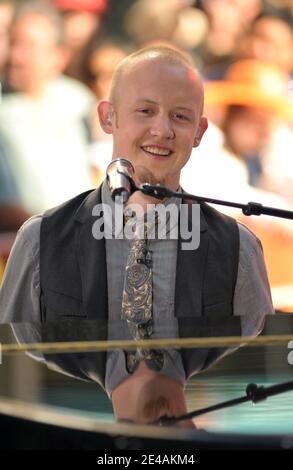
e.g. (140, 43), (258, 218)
(106, 158), (135, 203)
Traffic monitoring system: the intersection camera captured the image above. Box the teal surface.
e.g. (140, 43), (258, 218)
(186, 375), (293, 434)
(37, 373), (293, 434)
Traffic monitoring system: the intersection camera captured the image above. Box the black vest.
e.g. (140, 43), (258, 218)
(40, 186), (240, 389)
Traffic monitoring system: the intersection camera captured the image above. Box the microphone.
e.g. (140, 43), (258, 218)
(106, 158), (136, 203)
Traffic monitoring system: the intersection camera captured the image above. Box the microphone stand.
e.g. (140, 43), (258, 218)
(140, 183), (293, 220)
(158, 381), (293, 426)
(138, 182), (293, 425)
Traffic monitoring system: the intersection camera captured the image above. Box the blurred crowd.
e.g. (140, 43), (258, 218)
(0, 0), (293, 305)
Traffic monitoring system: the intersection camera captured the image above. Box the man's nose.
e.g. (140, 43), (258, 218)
(149, 115), (175, 139)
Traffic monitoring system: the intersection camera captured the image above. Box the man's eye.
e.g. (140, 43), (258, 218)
(174, 113), (189, 121)
(138, 108), (152, 114)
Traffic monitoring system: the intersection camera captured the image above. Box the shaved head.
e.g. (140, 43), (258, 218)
(108, 45), (203, 109)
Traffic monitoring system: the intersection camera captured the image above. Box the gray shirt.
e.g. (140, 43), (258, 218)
(103, 183), (186, 394)
(0, 185), (274, 397)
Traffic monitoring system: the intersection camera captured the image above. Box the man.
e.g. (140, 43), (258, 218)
(0, 46), (274, 426)
(198, 59), (293, 196)
(0, 0), (95, 227)
(51, 0), (108, 82)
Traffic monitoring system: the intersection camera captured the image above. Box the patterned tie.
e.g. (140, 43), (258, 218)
(121, 211), (164, 373)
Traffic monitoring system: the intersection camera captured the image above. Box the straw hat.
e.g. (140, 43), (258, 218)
(204, 59), (293, 122)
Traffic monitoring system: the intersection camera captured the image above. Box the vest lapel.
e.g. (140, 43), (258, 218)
(175, 200), (209, 323)
(74, 187), (108, 388)
(75, 187), (108, 327)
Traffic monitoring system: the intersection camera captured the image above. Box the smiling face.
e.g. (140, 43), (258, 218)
(98, 56), (207, 190)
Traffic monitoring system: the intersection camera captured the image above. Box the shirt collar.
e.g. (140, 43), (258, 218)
(101, 180), (182, 239)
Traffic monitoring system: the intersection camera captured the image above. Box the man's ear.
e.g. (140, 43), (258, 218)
(193, 117), (208, 147)
(97, 100), (114, 134)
